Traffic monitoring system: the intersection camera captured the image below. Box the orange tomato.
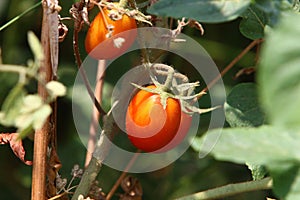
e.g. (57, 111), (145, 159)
(155, 112), (192, 152)
(85, 4), (137, 60)
(125, 85), (184, 152)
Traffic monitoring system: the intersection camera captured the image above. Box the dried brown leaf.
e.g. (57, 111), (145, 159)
(0, 133), (32, 165)
(120, 176), (143, 200)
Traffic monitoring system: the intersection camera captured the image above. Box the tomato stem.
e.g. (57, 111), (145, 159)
(161, 67), (175, 92)
(118, 0), (129, 8)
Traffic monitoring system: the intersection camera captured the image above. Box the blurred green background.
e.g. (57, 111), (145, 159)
(0, 0), (272, 199)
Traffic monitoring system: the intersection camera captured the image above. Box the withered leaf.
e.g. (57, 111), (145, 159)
(0, 133), (32, 165)
(120, 176), (143, 200)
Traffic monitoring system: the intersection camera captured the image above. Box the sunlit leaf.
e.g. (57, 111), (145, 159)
(0, 83), (26, 126)
(193, 125), (300, 198)
(46, 81), (67, 98)
(148, 0), (251, 23)
(15, 97), (52, 138)
(28, 31), (43, 63)
(32, 104), (51, 129)
(20, 94), (43, 113)
(258, 13), (300, 129)
(194, 126), (300, 165)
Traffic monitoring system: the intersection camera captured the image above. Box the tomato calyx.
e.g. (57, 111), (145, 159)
(131, 63), (219, 115)
(97, 1), (152, 25)
(131, 83), (176, 110)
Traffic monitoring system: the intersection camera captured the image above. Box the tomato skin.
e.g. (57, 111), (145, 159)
(154, 112), (192, 152)
(126, 85), (182, 152)
(85, 4), (137, 60)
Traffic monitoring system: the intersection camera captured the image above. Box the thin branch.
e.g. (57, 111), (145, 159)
(175, 177), (273, 200)
(85, 60), (106, 167)
(71, 3), (113, 198)
(72, 20), (106, 116)
(48, 192), (70, 200)
(201, 39), (263, 94)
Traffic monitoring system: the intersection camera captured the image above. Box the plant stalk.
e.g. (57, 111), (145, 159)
(175, 177), (273, 200)
(72, 19), (106, 116)
(85, 60), (106, 167)
(31, 1), (53, 199)
(71, 112), (115, 200)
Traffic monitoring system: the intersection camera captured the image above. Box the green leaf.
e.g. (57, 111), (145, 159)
(246, 163), (267, 181)
(268, 162), (300, 199)
(20, 95), (43, 113)
(224, 83), (265, 127)
(17, 124), (34, 139)
(0, 83), (26, 126)
(27, 31), (43, 71)
(239, 5), (267, 40)
(194, 126), (300, 198)
(196, 126), (300, 165)
(32, 104), (51, 130)
(294, 0), (300, 12)
(14, 96), (42, 131)
(147, 0), (251, 23)
(15, 95), (52, 138)
(253, 0), (298, 26)
(46, 81), (67, 98)
(225, 83), (267, 181)
(239, 0), (299, 40)
(258, 13), (300, 129)
(286, 170), (300, 200)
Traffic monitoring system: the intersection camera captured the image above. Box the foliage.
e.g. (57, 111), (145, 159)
(1, 0), (300, 199)
(0, 32), (66, 139)
(192, 11), (300, 200)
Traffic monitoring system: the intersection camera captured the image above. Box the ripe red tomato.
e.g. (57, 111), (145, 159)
(85, 4), (137, 60)
(155, 112), (192, 152)
(126, 85), (189, 152)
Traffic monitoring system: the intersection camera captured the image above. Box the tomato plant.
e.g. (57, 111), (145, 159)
(2, 0), (300, 200)
(126, 85), (185, 152)
(85, 3), (137, 60)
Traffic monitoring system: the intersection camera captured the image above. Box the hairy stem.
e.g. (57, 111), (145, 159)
(175, 177), (273, 200)
(161, 67), (175, 92)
